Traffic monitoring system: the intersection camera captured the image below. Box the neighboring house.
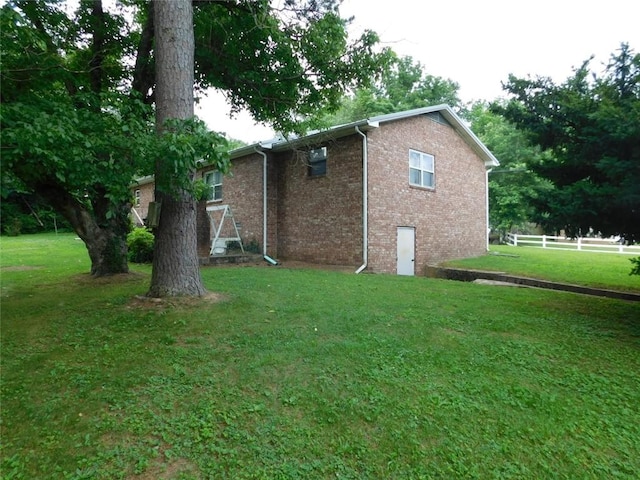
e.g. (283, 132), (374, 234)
(132, 105), (499, 275)
(131, 175), (154, 226)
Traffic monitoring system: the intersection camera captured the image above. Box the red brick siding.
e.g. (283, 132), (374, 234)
(274, 136), (363, 265)
(366, 115), (487, 273)
(202, 153), (267, 252)
(196, 200), (211, 257)
(131, 181), (154, 226)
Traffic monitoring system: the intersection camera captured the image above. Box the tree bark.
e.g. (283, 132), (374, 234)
(147, 0), (206, 297)
(131, 1), (155, 103)
(36, 183), (129, 276)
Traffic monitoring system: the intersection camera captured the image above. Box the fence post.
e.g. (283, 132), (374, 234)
(513, 234), (517, 247)
(619, 242), (624, 253)
(542, 235), (546, 248)
(577, 237), (582, 251)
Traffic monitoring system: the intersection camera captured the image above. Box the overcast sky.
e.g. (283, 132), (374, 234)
(197, 0), (640, 143)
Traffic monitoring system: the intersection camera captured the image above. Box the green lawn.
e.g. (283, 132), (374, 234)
(444, 245), (640, 293)
(1, 234), (639, 479)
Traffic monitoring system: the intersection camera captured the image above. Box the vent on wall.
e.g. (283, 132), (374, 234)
(426, 111), (450, 126)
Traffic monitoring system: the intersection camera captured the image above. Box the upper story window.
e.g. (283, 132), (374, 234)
(134, 189), (141, 207)
(409, 149), (435, 189)
(204, 171), (223, 201)
(308, 147), (327, 177)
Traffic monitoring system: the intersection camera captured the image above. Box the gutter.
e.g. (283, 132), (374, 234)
(255, 147), (278, 265)
(355, 125), (368, 274)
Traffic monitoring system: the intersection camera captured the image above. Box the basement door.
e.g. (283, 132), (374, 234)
(397, 226), (415, 276)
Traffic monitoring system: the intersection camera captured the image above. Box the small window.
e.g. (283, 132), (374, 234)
(204, 171), (223, 201)
(409, 150), (435, 189)
(308, 147), (327, 177)
(134, 189), (141, 207)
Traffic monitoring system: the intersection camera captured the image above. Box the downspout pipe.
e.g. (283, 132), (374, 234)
(255, 147), (278, 265)
(355, 125), (368, 274)
(486, 168), (493, 251)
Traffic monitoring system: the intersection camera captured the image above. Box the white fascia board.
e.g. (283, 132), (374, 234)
(268, 120), (379, 152)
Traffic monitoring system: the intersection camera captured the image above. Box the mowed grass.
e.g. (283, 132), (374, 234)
(1, 233), (639, 479)
(444, 245), (640, 293)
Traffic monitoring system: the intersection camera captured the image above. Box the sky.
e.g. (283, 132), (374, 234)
(200, 0), (640, 143)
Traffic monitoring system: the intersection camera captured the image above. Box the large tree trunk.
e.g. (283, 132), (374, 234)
(147, 0), (206, 297)
(37, 183), (129, 276)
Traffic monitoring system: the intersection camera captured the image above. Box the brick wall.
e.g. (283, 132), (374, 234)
(274, 135), (363, 266)
(131, 181), (154, 226)
(201, 153), (269, 254)
(366, 115), (488, 273)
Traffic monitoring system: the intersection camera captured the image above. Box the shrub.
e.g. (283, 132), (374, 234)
(3, 217), (22, 236)
(244, 238), (261, 254)
(127, 227), (154, 263)
(630, 257), (640, 276)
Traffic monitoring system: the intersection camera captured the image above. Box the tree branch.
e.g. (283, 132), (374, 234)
(89, 0), (106, 95)
(131, 0), (155, 103)
(16, 0), (79, 97)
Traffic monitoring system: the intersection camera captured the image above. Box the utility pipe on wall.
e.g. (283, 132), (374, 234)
(355, 126), (368, 274)
(486, 168), (492, 251)
(256, 148), (278, 265)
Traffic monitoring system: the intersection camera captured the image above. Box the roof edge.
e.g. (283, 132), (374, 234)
(228, 105), (498, 167)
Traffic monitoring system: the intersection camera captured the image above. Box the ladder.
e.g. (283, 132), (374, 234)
(206, 204), (244, 255)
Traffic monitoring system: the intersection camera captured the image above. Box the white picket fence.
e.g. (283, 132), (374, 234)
(506, 233), (640, 255)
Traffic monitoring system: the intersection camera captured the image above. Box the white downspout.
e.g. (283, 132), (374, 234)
(256, 148), (278, 265)
(486, 168), (492, 251)
(355, 126), (368, 274)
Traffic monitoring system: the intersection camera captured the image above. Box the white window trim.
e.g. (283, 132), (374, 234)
(204, 171), (223, 202)
(134, 189), (141, 207)
(409, 149), (435, 189)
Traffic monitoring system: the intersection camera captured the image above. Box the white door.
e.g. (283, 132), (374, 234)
(397, 227), (415, 275)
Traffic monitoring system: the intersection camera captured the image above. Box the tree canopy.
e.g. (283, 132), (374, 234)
(467, 102), (553, 239)
(495, 44), (640, 243)
(191, 0), (392, 132)
(315, 54), (460, 127)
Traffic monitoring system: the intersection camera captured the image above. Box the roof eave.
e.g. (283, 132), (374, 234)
(227, 105), (499, 167)
(432, 106), (500, 168)
(269, 120), (380, 152)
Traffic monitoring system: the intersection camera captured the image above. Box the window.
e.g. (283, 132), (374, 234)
(409, 150), (435, 188)
(308, 147), (327, 177)
(134, 189), (141, 206)
(204, 171), (223, 201)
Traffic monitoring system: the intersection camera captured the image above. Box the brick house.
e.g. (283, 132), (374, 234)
(132, 105), (499, 275)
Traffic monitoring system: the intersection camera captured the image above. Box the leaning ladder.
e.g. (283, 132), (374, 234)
(206, 204), (244, 255)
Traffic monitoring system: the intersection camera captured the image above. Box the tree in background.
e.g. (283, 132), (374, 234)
(467, 102), (554, 240)
(315, 54), (460, 126)
(495, 43), (640, 244)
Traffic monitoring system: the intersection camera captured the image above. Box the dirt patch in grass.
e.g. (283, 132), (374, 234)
(72, 271), (147, 285)
(126, 291), (227, 310)
(1, 265), (43, 271)
(133, 458), (200, 480)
